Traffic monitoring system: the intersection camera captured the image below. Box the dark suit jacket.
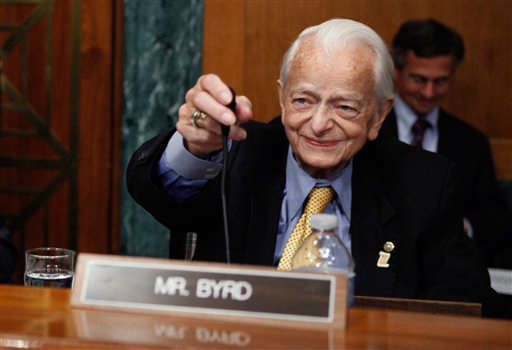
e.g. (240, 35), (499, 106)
(0, 216), (17, 283)
(379, 108), (512, 268)
(127, 117), (491, 305)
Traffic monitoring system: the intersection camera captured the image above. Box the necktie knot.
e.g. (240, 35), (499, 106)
(306, 186), (335, 210)
(411, 118), (432, 148)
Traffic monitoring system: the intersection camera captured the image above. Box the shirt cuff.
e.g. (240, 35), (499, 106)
(463, 217), (474, 239)
(158, 132), (223, 180)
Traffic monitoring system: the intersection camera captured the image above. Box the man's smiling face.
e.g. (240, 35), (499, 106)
(394, 50), (455, 116)
(279, 38), (389, 178)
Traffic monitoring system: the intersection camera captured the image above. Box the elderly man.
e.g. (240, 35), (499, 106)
(378, 19), (512, 268)
(127, 19), (490, 304)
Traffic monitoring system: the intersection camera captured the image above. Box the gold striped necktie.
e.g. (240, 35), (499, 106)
(277, 186), (335, 271)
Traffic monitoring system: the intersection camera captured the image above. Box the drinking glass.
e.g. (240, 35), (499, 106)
(24, 247), (76, 288)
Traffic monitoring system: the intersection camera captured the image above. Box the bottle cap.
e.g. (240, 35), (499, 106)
(310, 213), (337, 231)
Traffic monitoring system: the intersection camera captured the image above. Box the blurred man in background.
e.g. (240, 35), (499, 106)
(379, 19), (512, 268)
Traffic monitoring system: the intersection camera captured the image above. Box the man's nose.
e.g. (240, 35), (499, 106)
(310, 105), (333, 135)
(421, 81), (435, 99)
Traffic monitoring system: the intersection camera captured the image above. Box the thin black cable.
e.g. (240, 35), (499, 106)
(221, 134), (230, 264)
(220, 87), (236, 264)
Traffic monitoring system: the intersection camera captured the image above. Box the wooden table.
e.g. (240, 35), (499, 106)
(1, 285), (511, 349)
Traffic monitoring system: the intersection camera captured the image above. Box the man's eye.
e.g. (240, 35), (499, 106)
(337, 105), (358, 118)
(410, 75), (426, 84)
(434, 77), (449, 86)
(293, 98), (308, 104)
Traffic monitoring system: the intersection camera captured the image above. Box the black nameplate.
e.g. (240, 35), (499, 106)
(71, 254), (347, 326)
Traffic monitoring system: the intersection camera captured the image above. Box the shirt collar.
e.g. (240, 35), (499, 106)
(285, 146), (352, 220)
(394, 93), (439, 130)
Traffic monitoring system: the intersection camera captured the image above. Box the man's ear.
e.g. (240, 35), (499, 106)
(277, 79), (285, 121)
(368, 98), (393, 141)
(394, 65), (406, 82)
(449, 65), (457, 86)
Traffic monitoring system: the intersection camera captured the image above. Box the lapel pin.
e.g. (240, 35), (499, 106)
(377, 241), (395, 268)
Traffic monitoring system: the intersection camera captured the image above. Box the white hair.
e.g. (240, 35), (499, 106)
(279, 18), (394, 106)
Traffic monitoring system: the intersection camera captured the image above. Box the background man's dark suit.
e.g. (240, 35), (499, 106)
(127, 117), (490, 304)
(379, 109), (512, 268)
(0, 216), (17, 283)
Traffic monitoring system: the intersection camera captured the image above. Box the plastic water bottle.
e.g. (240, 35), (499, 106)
(291, 213), (355, 307)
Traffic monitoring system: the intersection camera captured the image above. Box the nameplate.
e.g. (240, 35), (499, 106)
(71, 254), (347, 328)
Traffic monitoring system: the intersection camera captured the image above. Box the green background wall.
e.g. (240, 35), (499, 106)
(121, 0), (203, 257)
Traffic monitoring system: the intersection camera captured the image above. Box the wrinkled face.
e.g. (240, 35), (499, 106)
(279, 40), (391, 178)
(395, 50), (456, 116)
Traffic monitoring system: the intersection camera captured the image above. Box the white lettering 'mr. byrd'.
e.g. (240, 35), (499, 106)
(154, 276), (190, 296)
(196, 279), (253, 301)
(154, 276), (253, 301)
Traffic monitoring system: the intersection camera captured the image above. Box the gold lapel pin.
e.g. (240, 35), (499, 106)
(377, 241), (395, 268)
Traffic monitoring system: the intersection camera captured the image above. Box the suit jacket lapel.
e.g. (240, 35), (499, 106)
(243, 134), (288, 266)
(380, 108), (399, 139)
(436, 109), (460, 158)
(386, 107), (460, 159)
(351, 143), (399, 296)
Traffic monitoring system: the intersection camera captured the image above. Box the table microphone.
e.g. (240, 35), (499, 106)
(220, 87), (237, 264)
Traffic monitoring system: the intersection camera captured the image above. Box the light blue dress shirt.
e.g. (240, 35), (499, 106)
(275, 147), (352, 265)
(394, 94), (439, 152)
(158, 132), (223, 202)
(158, 132), (352, 264)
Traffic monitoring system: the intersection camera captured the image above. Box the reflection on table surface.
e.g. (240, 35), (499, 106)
(1, 285), (511, 349)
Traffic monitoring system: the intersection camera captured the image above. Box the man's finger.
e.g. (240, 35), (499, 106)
(191, 90), (236, 126)
(198, 74), (233, 105)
